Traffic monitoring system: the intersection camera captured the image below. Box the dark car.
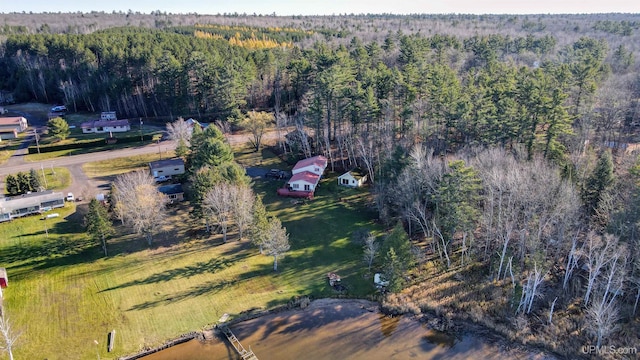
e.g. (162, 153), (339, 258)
(265, 169), (286, 179)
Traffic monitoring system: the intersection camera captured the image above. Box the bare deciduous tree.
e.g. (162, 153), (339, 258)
(230, 185), (254, 240)
(582, 232), (618, 305)
(563, 232), (582, 290)
(586, 289), (621, 348)
(0, 315), (19, 360)
(166, 117), (193, 147)
(263, 217), (290, 271)
(363, 234), (378, 272)
(517, 262), (546, 315)
(112, 170), (168, 245)
(203, 183), (234, 242)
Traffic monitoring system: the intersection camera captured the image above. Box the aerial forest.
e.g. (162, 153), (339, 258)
(2, 11), (640, 356)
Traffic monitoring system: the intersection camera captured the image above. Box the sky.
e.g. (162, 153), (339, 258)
(2, 0), (639, 15)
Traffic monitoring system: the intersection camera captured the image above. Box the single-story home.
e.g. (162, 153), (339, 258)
(80, 119), (131, 134)
(0, 190), (65, 222)
(287, 171), (320, 192)
(0, 117), (28, 140)
(158, 184), (185, 203)
(338, 169), (368, 188)
(149, 158), (185, 179)
(292, 155), (327, 176)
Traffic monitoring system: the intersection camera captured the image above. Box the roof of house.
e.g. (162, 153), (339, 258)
(0, 190), (64, 212)
(0, 117), (26, 126)
(289, 171), (320, 185)
(80, 119), (130, 129)
(158, 184), (184, 195)
(340, 168), (366, 179)
(149, 158), (185, 169)
(292, 155), (327, 172)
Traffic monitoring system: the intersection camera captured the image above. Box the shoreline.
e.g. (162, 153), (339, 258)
(118, 298), (557, 360)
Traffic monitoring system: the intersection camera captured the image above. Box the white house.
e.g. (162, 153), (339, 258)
(149, 158), (185, 179)
(0, 191), (65, 222)
(80, 119), (131, 134)
(0, 117), (28, 139)
(287, 171), (320, 192)
(338, 169), (368, 188)
(291, 155), (327, 176)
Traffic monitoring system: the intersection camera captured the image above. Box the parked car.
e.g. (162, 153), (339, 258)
(265, 169), (286, 179)
(51, 105), (67, 113)
(154, 175), (171, 183)
(66, 193), (75, 202)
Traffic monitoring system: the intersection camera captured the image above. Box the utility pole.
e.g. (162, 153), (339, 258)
(34, 128), (40, 154)
(41, 163), (48, 189)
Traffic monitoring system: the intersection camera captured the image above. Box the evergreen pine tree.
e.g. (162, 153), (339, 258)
(29, 168), (42, 192)
(5, 174), (19, 196)
(583, 150), (614, 217)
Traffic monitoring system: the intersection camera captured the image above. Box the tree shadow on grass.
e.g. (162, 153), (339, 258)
(127, 264), (273, 311)
(100, 253), (246, 293)
(3, 226), (99, 273)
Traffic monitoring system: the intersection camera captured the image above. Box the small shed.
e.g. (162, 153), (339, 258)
(338, 169), (368, 188)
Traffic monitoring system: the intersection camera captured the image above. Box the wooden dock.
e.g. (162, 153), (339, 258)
(217, 313), (258, 360)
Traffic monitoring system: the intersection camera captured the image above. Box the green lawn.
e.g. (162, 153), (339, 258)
(26, 132), (163, 162)
(0, 149), (381, 359)
(82, 151), (177, 178)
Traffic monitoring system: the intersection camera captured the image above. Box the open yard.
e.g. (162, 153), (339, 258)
(82, 151), (177, 178)
(0, 147), (381, 359)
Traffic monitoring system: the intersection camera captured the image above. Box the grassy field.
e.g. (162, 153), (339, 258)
(82, 151), (177, 178)
(26, 132), (163, 162)
(1, 167), (70, 195)
(0, 148), (381, 359)
(41, 166), (72, 191)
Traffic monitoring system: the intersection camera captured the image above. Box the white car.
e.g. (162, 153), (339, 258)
(66, 193), (75, 202)
(154, 175), (171, 183)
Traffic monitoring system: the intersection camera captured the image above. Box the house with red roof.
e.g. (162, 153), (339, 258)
(277, 155), (328, 199)
(288, 171), (321, 192)
(291, 155), (327, 176)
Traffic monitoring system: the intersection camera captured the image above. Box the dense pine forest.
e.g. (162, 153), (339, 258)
(2, 12), (640, 357)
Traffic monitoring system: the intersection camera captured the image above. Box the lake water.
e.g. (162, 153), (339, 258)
(141, 299), (551, 360)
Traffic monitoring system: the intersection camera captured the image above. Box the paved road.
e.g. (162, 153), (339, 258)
(1, 123), (289, 199)
(0, 140), (177, 178)
(0, 140), (176, 198)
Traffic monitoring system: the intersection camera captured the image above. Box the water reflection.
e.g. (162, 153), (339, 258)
(141, 299), (550, 360)
(378, 314), (400, 338)
(423, 329), (456, 348)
